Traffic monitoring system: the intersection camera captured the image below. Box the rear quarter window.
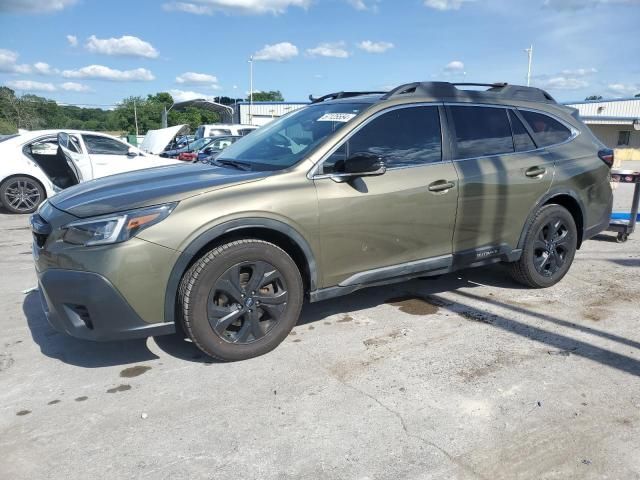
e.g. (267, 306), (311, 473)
(519, 110), (572, 147)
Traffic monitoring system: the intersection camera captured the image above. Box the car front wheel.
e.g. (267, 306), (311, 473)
(179, 239), (304, 361)
(509, 204), (578, 288)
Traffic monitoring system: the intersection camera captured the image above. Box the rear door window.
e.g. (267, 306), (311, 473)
(83, 135), (129, 155)
(519, 110), (572, 147)
(508, 110), (537, 152)
(450, 106), (514, 159)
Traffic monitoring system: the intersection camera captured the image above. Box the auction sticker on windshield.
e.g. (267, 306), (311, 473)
(317, 113), (357, 122)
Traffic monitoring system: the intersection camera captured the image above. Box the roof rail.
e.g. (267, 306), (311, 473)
(309, 91), (387, 103)
(380, 81), (557, 104)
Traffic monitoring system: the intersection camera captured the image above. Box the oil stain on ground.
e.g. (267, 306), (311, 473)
(48, 400), (61, 405)
(385, 295), (440, 316)
(120, 365), (151, 378)
(16, 410), (31, 416)
(337, 315), (353, 323)
(75, 396), (88, 402)
(107, 384), (131, 393)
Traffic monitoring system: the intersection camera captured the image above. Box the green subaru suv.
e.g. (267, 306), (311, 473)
(31, 82), (613, 361)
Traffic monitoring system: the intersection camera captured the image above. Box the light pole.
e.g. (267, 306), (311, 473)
(248, 55), (254, 125)
(525, 45), (533, 87)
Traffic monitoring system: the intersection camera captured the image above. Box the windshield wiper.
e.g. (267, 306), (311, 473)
(212, 159), (252, 171)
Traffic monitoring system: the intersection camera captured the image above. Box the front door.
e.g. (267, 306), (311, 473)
(314, 104), (459, 288)
(82, 134), (140, 178)
(447, 105), (555, 255)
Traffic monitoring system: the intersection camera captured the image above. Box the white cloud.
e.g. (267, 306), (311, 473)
(347, 0), (380, 11)
(175, 71), (219, 87)
(560, 67), (598, 76)
(253, 42), (299, 61)
(85, 35), (159, 58)
(535, 76), (589, 90)
(33, 62), (59, 75)
(162, 0), (309, 15)
(6, 80), (56, 92)
(607, 83), (640, 97)
(0, 49), (20, 72)
(169, 89), (211, 102)
(544, 0), (640, 11)
(0, 49), (56, 75)
(62, 65), (155, 81)
(0, 0), (77, 13)
(66, 34), (78, 47)
(356, 40), (394, 53)
(445, 60), (465, 72)
(60, 82), (91, 92)
(424, 0), (474, 10)
(306, 42), (349, 58)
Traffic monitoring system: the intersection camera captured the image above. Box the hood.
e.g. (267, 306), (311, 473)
(48, 163), (269, 218)
(139, 124), (189, 154)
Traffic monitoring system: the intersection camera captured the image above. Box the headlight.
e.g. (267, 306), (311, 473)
(62, 203), (177, 246)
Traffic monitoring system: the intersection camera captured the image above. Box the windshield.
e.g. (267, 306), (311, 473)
(217, 102), (367, 170)
(188, 137), (213, 150)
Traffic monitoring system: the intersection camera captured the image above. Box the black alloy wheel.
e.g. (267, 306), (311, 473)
(509, 204), (577, 288)
(207, 260), (289, 344)
(532, 217), (571, 277)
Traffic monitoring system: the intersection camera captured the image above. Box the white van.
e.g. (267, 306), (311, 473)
(194, 124), (257, 140)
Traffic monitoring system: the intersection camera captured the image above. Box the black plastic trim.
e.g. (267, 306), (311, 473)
(163, 218), (318, 325)
(517, 188), (587, 250)
(38, 269), (175, 341)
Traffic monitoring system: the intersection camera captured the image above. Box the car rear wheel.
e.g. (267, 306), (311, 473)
(179, 239), (304, 361)
(509, 204), (577, 288)
(0, 176), (45, 214)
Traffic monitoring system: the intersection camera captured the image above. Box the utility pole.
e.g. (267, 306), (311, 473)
(248, 55), (254, 125)
(525, 45), (533, 87)
(133, 99), (139, 136)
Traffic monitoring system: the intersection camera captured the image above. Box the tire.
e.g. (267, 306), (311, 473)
(509, 204), (578, 288)
(0, 176), (45, 214)
(179, 239), (304, 361)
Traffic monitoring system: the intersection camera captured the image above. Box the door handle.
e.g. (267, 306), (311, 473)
(428, 180), (455, 193)
(525, 166), (547, 178)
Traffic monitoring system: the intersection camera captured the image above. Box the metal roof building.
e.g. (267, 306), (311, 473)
(233, 101), (308, 126)
(564, 98), (640, 159)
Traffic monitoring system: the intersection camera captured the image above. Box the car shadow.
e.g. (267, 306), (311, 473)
(23, 291), (160, 368)
(24, 263), (640, 377)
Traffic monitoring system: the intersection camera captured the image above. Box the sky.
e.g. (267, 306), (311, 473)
(0, 0), (639, 108)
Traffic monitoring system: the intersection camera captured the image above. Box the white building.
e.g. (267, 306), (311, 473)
(564, 97), (640, 160)
(234, 101), (308, 127)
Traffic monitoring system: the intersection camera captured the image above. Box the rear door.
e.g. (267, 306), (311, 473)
(314, 104), (459, 287)
(57, 132), (93, 181)
(448, 104), (554, 257)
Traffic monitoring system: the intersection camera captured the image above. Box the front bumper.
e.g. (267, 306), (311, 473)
(38, 268), (175, 341)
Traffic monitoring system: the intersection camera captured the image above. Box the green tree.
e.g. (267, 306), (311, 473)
(249, 90), (284, 102)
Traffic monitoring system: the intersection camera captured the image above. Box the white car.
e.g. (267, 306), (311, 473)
(0, 129), (180, 214)
(194, 124), (257, 140)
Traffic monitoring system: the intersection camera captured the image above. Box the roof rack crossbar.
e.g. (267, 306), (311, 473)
(309, 91), (387, 103)
(451, 82), (508, 88)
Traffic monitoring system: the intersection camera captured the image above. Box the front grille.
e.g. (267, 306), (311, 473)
(30, 213), (51, 248)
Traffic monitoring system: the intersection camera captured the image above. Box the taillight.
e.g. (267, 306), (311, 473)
(598, 148), (614, 167)
(178, 152), (196, 161)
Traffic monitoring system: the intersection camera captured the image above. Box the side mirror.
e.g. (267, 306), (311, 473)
(331, 152), (386, 182)
(127, 147), (138, 157)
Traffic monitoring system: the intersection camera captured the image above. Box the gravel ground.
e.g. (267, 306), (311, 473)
(1, 167), (639, 480)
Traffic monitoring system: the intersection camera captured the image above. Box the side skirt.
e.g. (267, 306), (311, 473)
(308, 244), (521, 303)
